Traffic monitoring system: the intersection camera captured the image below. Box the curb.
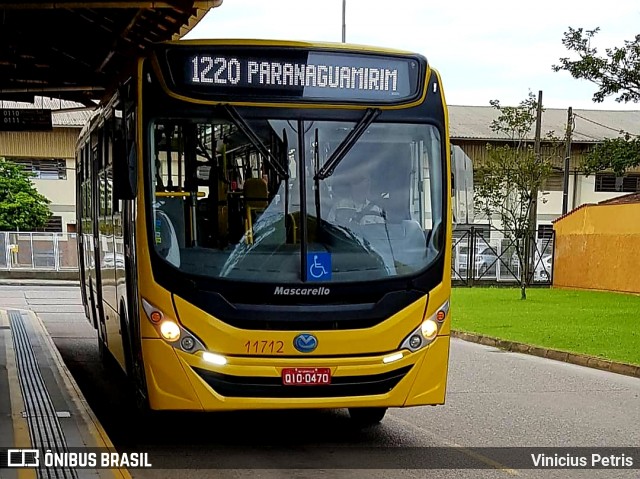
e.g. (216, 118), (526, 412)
(0, 280), (80, 286)
(451, 330), (640, 379)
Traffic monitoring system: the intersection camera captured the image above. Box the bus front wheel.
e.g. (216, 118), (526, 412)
(348, 407), (387, 427)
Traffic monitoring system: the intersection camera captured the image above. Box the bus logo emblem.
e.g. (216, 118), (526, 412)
(294, 333), (317, 353)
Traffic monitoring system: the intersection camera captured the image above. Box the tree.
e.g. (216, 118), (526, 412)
(474, 93), (560, 300)
(552, 27), (640, 103)
(553, 28), (640, 175)
(582, 134), (640, 176)
(0, 158), (51, 231)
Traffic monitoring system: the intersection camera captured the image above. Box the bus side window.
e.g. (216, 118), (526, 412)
(113, 96), (137, 201)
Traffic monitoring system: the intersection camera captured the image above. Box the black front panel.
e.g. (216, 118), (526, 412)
(192, 365), (412, 398)
(173, 287), (426, 330)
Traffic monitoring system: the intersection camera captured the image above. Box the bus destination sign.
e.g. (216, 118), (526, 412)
(165, 49), (423, 103)
(0, 109), (52, 132)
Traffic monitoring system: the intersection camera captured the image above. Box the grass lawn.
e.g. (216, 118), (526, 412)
(451, 287), (640, 366)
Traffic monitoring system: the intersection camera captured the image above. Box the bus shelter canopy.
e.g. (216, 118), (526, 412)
(0, 1), (220, 105)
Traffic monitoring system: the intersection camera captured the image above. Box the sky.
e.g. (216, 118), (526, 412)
(185, 0), (640, 111)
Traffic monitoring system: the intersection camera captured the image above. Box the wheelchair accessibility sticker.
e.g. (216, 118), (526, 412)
(307, 252), (331, 281)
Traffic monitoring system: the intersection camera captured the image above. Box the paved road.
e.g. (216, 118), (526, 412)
(1, 284), (639, 478)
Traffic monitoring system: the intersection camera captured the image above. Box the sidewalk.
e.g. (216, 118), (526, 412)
(1, 308), (129, 479)
(0, 279), (79, 287)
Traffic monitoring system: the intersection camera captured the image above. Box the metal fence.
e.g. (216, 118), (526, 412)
(1, 229), (553, 284)
(1, 232), (78, 271)
(452, 227), (554, 286)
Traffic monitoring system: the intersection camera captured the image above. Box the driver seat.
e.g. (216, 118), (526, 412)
(154, 207), (180, 267)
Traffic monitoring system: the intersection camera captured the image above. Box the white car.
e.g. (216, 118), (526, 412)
(453, 242), (498, 278)
(534, 254), (553, 281)
(102, 252), (125, 268)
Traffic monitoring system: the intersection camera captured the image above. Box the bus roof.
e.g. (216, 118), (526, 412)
(163, 38), (421, 57)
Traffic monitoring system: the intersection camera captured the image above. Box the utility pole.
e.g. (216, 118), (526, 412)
(341, 0), (346, 43)
(524, 90), (543, 290)
(562, 106), (573, 215)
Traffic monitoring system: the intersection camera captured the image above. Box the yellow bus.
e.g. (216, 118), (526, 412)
(76, 39), (461, 426)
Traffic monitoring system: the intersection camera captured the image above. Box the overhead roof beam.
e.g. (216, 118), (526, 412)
(68, 8), (118, 35)
(0, 0), (221, 104)
(97, 8), (144, 72)
(163, 0), (193, 14)
(0, 86), (105, 93)
(0, 2), (217, 8)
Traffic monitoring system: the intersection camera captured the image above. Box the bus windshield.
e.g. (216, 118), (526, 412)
(148, 113), (442, 283)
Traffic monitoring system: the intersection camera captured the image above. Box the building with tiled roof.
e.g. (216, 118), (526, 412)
(449, 105), (640, 143)
(0, 97), (95, 232)
(449, 105), (640, 238)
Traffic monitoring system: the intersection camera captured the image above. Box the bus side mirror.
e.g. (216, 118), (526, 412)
(451, 146), (474, 228)
(113, 131), (137, 200)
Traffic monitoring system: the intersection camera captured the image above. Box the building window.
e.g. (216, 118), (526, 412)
(452, 223), (490, 238)
(542, 172), (564, 191)
(9, 158), (67, 180)
(538, 224), (553, 239)
(594, 173), (640, 193)
(473, 172), (482, 189)
(35, 216), (63, 233)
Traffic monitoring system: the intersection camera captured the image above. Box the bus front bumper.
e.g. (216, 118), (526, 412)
(141, 335), (450, 411)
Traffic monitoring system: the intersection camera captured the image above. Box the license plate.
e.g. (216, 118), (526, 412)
(282, 368), (331, 386)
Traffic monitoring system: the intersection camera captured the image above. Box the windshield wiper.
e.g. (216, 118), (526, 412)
(314, 108), (381, 180)
(223, 104), (289, 180)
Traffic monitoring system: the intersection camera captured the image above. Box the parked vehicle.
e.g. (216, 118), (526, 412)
(102, 252), (125, 268)
(535, 254), (552, 281)
(510, 252), (553, 281)
(474, 246), (498, 276)
(453, 242), (499, 278)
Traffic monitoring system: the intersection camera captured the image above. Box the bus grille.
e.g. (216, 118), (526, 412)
(192, 365), (413, 398)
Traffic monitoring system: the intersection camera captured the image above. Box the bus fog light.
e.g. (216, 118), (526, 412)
(409, 335), (422, 349)
(421, 319), (438, 341)
(181, 336), (195, 351)
(382, 352), (403, 364)
(160, 320), (181, 342)
(203, 352), (227, 365)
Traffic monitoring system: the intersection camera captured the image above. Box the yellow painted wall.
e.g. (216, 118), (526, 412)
(553, 203), (640, 294)
(0, 129), (78, 158)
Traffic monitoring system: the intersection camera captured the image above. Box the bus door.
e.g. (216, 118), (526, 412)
(91, 132), (108, 345)
(76, 144), (90, 325)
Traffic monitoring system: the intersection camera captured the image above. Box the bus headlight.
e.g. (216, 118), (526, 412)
(142, 297), (205, 353)
(421, 319), (438, 341)
(160, 320), (181, 342)
(400, 299), (450, 352)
